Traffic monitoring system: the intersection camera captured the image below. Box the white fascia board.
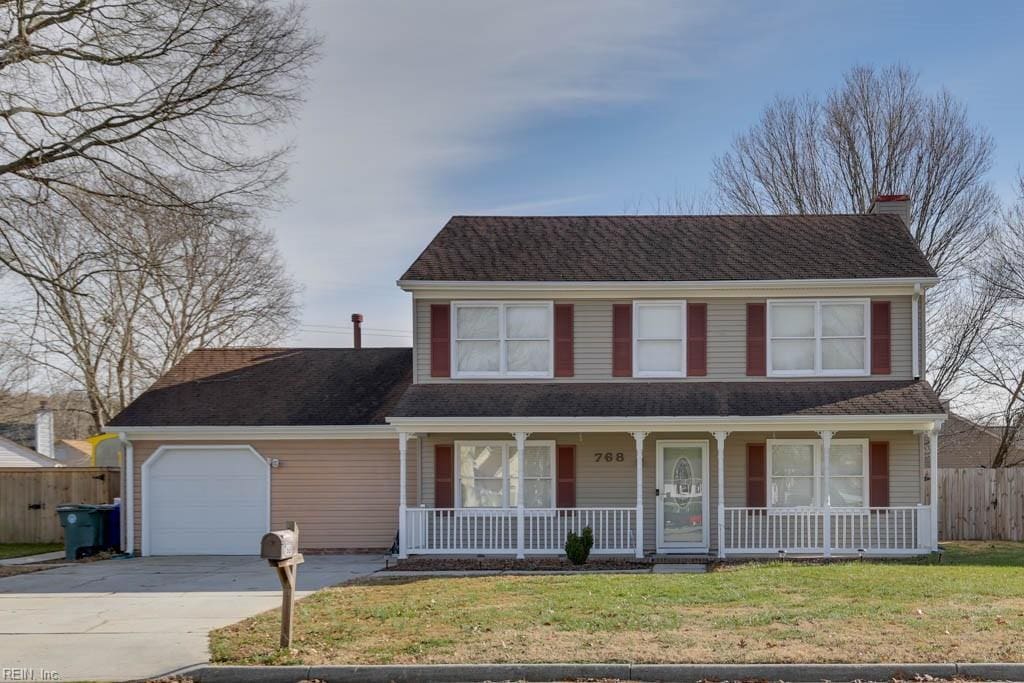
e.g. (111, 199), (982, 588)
(386, 414), (948, 434)
(397, 277), (939, 299)
(113, 425), (403, 440)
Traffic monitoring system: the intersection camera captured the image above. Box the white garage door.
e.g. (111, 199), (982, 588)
(144, 446), (269, 555)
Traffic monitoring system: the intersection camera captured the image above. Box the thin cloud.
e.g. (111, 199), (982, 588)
(271, 1), (726, 344)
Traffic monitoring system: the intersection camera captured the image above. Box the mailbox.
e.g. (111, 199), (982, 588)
(261, 529), (298, 560)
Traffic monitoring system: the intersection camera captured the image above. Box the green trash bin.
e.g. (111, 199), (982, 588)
(57, 504), (106, 560)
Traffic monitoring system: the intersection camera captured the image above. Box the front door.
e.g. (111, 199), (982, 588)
(656, 440), (710, 552)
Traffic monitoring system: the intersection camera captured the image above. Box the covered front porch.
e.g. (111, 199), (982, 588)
(391, 417), (944, 560)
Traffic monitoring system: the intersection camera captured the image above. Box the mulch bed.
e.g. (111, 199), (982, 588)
(393, 556), (654, 571)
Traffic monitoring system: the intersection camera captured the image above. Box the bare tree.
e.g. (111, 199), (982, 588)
(8, 191), (299, 432)
(0, 0), (319, 287)
(712, 64), (997, 276)
(966, 174), (1024, 467)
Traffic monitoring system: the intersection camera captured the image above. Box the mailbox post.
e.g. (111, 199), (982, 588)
(261, 521), (303, 648)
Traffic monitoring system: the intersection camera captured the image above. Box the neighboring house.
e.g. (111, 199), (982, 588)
(0, 435), (60, 467)
(109, 195), (947, 559)
(0, 422), (35, 449)
(55, 439), (93, 467)
(0, 402), (61, 467)
(936, 413), (1024, 468)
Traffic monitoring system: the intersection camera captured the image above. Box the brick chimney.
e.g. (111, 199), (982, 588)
(351, 313), (364, 349)
(35, 400), (54, 459)
(870, 194), (912, 227)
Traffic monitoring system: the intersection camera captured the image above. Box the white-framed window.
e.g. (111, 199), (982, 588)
(767, 299), (870, 377)
(455, 440), (556, 509)
(633, 300), (687, 378)
(766, 438), (868, 508)
(451, 302), (553, 378)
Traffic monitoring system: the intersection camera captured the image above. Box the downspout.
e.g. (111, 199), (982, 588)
(912, 283), (921, 379)
(119, 433), (134, 556)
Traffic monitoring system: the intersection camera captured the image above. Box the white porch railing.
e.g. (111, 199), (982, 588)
(723, 505), (932, 556)
(405, 507), (636, 555)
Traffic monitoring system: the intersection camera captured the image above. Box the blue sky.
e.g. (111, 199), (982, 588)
(275, 0), (1024, 347)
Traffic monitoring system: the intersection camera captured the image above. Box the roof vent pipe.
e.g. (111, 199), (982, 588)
(351, 313), (364, 349)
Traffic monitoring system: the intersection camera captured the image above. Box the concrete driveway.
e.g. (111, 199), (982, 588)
(0, 554), (386, 682)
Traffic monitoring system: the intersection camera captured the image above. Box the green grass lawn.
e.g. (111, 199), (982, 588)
(0, 543), (63, 560)
(211, 542), (1024, 666)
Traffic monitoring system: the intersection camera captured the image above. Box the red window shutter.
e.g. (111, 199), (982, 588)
(430, 304), (451, 377)
(746, 303), (766, 376)
(687, 302), (708, 376)
(869, 442), (890, 507)
(434, 444), (454, 508)
(554, 304), (574, 377)
(556, 445), (576, 508)
(871, 300), (892, 375)
(746, 443), (767, 507)
(612, 303), (632, 377)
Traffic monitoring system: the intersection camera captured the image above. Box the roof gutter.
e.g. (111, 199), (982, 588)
(397, 277), (939, 295)
(111, 425), (399, 440)
(386, 413), (948, 434)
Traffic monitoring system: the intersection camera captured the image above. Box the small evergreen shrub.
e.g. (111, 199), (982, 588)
(565, 526), (594, 565)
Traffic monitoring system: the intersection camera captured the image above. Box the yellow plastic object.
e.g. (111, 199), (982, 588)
(87, 432), (122, 467)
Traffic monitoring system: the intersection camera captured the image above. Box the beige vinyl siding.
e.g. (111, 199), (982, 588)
(420, 430), (921, 553)
(132, 438), (415, 553)
(415, 296), (915, 383)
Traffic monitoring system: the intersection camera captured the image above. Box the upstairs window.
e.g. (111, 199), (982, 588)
(767, 299), (869, 376)
(452, 302), (552, 378)
(633, 301), (687, 378)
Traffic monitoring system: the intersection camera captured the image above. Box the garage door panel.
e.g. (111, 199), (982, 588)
(145, 447), (269, 555)
(149, 476), (265, 504)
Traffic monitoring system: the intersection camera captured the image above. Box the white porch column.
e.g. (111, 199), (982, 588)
(929, 425), (940, 550)
(818, 430), (833, 558)
(631, 431), (647, 559)
(713, 431), (729, 559)
(513, 431), (529, 560)
(398, 432), (410, 559)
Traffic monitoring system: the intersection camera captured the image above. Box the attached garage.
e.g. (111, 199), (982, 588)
(108, 347), (414, 556)
(142, 446), (269, 555)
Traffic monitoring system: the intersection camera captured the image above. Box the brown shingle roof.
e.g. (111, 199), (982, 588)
(390, 380), (944, 418)
(108, 347), (412, 427)
(401, 214), (936, 282)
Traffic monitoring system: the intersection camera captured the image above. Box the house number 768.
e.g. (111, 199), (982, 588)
(594, 452), (625, 462)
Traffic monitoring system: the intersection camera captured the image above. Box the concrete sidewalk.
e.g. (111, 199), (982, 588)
(0, 550), (65, 566)
(0, 553), (385, 682)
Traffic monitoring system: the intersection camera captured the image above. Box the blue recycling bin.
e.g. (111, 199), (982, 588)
(98, 501), (121, 551)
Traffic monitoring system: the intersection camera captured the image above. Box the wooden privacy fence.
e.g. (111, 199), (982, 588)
(938, 467), (1024, 541)
(0, 467), (120, 543)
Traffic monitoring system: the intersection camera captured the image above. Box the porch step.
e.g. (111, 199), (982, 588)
(649, 554), (713, 564)
(653, 563), (706, 574)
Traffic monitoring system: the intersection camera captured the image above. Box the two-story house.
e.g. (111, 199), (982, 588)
(110, 195), (946, 559)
